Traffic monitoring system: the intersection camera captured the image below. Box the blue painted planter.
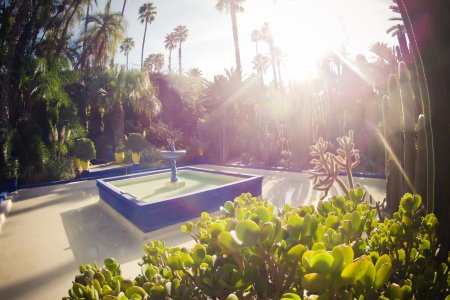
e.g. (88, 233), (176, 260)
(97, 167), (263, 232)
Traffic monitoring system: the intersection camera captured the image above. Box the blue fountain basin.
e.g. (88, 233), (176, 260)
(97, 167), (263, 232)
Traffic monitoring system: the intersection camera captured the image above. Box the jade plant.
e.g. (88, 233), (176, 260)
(63, 192), (450, 300)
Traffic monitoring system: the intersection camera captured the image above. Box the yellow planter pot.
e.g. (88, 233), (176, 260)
(80, 160), (90, 171)
(74, 158), (82, 169)
(131, 152), (141, 164)
(114, 152), (125, 164)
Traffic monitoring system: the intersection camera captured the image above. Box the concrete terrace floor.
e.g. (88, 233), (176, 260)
(0, 164), (385, 300)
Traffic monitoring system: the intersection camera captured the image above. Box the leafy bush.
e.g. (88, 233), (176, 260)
(4, 158), (19, 179)
(140, 145), (163, 166)
(124, 133), (147, 153)
(63, 192), (450, 300)
(145, 122), (182, 149)
(44, 155), (75, 181)
(73, 138), (96, 161)
(115, 144), (125, 153)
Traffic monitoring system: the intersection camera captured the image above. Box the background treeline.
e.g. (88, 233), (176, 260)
(0, 0), (401, 185)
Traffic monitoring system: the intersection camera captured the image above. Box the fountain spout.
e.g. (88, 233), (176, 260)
(160, 139), (186, 184)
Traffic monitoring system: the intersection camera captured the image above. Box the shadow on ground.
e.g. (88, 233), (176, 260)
(60, 202), (193, 265)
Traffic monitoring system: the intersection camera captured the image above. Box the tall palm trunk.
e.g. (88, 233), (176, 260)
(105, 102), (125, 148)
(178, 41), (182, 73)
(121, 0), (127, 16)
(82, 3), (90, 53)
(88, 103), (103, 139)
(168, 49), (172, 72)
(277, 58), (282, 88)
(141, 21), (148, 71)
(36, 1), (67, 49)
(230, 7), (241, 77)
(269, 43), (278, 88)
(126, 53), (129, 70)
(52, 0), (77, 46)
(57, 0), (82, 55)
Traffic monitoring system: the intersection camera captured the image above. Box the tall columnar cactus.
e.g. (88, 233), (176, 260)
(381, 96), (389, 169)
(414, 114), (428, 210)
(385, 74), (404, 212)
(383, 61), (424, 214)
(399, 62), (416, 193)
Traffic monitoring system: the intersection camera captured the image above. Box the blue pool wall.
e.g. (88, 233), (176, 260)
(97, 167), (263, 232)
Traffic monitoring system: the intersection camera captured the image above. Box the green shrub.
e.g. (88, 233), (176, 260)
(4, 158), (19, 179)
(63, 191), (450, 300)
(140, 145), (163, 166)
(44, 155), (75, 181)
(124, 133), (146, 153)
(72, 138), (96, 161)
(115, 144), (125, 153)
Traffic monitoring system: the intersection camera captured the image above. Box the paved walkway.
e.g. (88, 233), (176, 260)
(0, 165), (385, 299)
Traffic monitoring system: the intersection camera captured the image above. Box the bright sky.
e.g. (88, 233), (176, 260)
(90, 0), (396, 81)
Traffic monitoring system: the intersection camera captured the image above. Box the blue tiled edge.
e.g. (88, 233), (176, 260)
(97, 167), (263, 233)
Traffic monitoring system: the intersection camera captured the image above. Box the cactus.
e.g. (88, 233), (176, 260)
(399, 62), (416, 193)
(381, 96), (390, 172)
(414, 114), (427, 210)
(385, 74), (404, 212)
(383, 61), (423, 214)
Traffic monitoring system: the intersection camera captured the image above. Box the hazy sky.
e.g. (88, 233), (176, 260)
(87, 0), (396, 81)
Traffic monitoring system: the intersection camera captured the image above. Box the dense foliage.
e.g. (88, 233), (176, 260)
(73, 138), (96, 161)
(125, 133), (147, 153)
(63, 192), (450, 299)
(0, 0), (396, 185)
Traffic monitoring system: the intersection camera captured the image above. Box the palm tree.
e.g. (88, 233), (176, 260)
(138, 2), (157, 71)
(82, 0), (98, 54)
(174, 25), (188, 74)
(273, 46), (284, 87)
(386, 3), (410, 63)
(144, 55), (154, 73)
(153, 53), (165, 73)
(164, 32), (177, 72)
(100, 68), (160, 148)
(120, 37), (134, 70)
(260, 22), (278, 88)
(251, 29), (261, 55)
(121, 0), (127, 16)
(144, 53), (164, 73)
(187, 68), (203, 78)
(370, 42), (395, 64)
(215, 0), (245, 77)
(80, 2), (126, 69)
(252, 54), (269, 83)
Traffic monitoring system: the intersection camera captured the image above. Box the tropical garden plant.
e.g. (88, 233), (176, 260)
(62, 190), (450, 299)
(124, 133), (147, 153)
(73, 137), (96, 162)
(138, 2), (157, 71)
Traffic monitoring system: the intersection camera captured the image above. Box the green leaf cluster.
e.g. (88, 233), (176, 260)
(72, 138), (96, 161)
(64, 192), (450, 299)
(124, 133), (147, 153)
